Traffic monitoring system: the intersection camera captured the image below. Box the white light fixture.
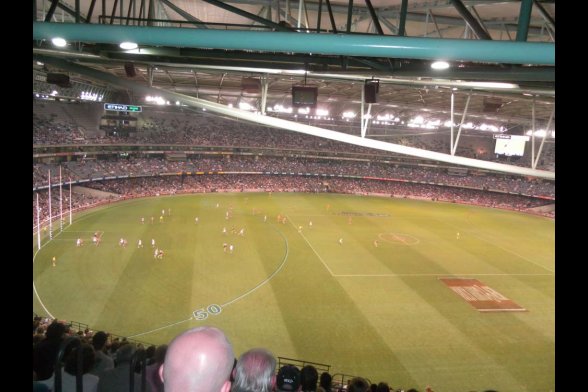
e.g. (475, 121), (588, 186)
(461, 82), (519, 89)
(431, 61), (450, 70)
(120, 42), (138, 50)
(51, 37), (67, 47)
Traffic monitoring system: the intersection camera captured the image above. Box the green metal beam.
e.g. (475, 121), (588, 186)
(44, 0), (59, 22)
(86, 0), (97, 23)
(364, 0), (384, 35)
(533, 0), (555, 30)
(450, 0), (491, 39)
(516, 0), (533, 41)
(398, 0), (408, 36)
(346, 0), (353, 33)
(75, 0), (80, 23)
(324, 0), (338, 33)
(33, 21), (555, 65)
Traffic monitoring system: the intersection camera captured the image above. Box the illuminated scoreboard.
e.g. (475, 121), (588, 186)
(104, 103), (142, 112)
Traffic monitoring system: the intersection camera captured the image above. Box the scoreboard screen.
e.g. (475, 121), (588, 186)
(493, 134), (529, 157)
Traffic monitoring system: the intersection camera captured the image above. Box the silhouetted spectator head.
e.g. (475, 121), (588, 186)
(300, 365), (318, 391)
(64, 343), (95, 375)
(160, 326), (234, 392)
(319, 372), (332, 392)
(145, 345), (156, 361)
(230, 348), (276, 392)
(376, 382), (390, 392)
(91, 331), (109, 350)
(348, 378), (370, 392)
(152, 344), (167, 364)
(115, 343), (136, 364)
(45, 322), (66, 340)
(276, 365), (301, 392)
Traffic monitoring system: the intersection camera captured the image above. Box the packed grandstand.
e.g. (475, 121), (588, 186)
(33, 99), (554, 227)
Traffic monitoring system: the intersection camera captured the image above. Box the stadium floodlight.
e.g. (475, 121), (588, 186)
(431, 61), (450, 70)
(120, 41), (138, 50)
(51, 37), (67, 47)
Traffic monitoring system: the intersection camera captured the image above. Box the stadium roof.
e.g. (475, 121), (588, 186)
(33, 1), (555, 178)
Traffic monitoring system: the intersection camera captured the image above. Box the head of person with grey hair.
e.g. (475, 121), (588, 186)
(160, 326), (235, 392)
(230, 348), (276, 392)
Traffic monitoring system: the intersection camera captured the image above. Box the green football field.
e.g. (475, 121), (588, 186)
(33, 192), (554, 392)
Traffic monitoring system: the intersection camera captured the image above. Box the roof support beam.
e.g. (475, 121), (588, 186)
(33, 21), (554, 65)
(364, 0), (384, 35)
(324, 0), (338, 32)
(428, 10), (443, 38)
(533, 0), (554, 30)
(450, 0), (491, 39)
(75, 0), (80, 23)
(398, 0), (408, 36)
(451, 93), (470, 155)
(346, 0), (353, 32)
(86, 0), (97, 23)
(159, 0), (208, 29)
(147, 0), (155, 26)
(54, 2), (89, 23)
(110, 0), (119, 24)
(516, 0), (533, 41)
(380, 17), (398, 34)
(200, 0), (294, 31)
(125, 0), (134, 25)
(44, 0), (59, 22)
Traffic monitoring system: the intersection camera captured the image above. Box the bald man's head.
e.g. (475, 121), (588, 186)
(160, 326), (235, 392)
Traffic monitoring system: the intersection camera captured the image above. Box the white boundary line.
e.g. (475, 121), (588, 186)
(333, 273), (555, 277)
(286, 214), (335, 276)
(221, 225), (289, 307)
(127, 317), (193, 338)
(33, 204), (128, 319)
(127, 222), (290, 338)
(33, 246), (56, 319)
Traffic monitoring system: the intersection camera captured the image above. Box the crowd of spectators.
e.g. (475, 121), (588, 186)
(35, 320), (458, 392)
(33, 171), (553, 229)
(33, 100), (556, 171)
(33, 156), (554, 197)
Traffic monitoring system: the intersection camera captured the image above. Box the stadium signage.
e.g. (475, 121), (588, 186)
(104, 103), (142, 112)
